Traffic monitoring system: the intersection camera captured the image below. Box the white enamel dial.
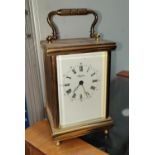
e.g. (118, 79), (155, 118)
(63, 63), (100, 102)
(56, 51), (108, 126)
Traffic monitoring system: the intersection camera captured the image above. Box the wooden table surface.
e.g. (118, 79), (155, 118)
(25, 120), (108, 155)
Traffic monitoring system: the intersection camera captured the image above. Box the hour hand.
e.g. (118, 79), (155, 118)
(73, 84), (80, 94)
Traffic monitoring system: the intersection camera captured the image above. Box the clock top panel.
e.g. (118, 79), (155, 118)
(41, 38), (116, 55)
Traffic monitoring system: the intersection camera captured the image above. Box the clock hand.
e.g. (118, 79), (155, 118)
(81, 85), (90, 97)
(73, 84), (80, 94)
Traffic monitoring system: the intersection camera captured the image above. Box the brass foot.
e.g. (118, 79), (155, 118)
(56, 141), (60, 146)
(104, 129), (108, 135)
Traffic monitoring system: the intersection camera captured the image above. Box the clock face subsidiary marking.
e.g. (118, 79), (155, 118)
(63, 63), (100, 102)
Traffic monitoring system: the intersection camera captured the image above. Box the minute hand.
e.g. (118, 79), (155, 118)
(81, 85), (90, 97)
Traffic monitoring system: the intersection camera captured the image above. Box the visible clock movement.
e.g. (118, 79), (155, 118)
(41, 8), (116, 145)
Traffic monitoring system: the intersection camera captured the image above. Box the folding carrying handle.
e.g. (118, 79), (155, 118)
(47, 8), (98, 41)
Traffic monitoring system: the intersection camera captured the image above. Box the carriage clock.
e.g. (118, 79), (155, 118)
(41, 8), (116, 145)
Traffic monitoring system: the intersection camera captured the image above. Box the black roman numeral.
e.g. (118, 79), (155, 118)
(66, 89), (72, 94)
(72, 69), (76, 74)
(64, 83), (70, 87)
(87, 67), (90, 72)
(92, 79), (98, 83)
(66, 76), (71, 79)
(72, 93), (76, 98)
(80, 94), (83, 100)
(86, 92), (90, 97)
(90, 86), (96, 90)
(91, 72), (95, 77)
(79, 65), (83, 72)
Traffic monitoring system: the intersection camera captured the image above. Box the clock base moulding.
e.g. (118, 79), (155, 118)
(46, 104), (113, 143)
